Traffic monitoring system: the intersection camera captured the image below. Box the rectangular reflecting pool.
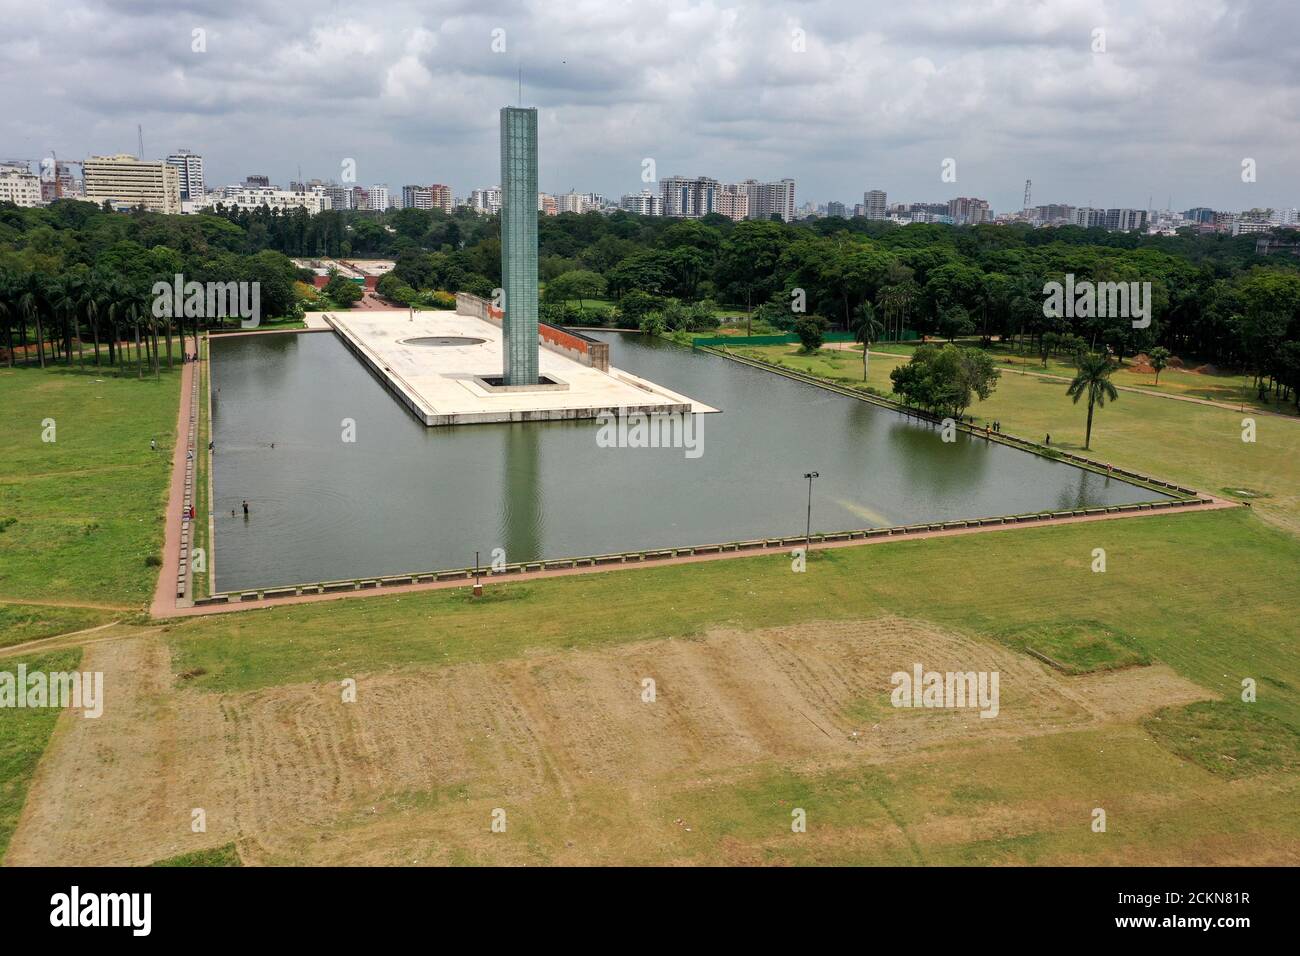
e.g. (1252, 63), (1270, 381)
(209, 330), (1170, 592)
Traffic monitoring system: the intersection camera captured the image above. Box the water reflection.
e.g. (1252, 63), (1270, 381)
(208, 331), (1171, 591)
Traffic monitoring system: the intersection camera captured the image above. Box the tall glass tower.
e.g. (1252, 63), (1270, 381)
(500, 106), (539, 385)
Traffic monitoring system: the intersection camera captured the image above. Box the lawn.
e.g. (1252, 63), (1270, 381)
(166, 509), (1300, 727)
(0, 647), (83, 861)
(732, 343), (1300, 535)
(0, 362), (181, 608)
(154, 507), (1300, 865)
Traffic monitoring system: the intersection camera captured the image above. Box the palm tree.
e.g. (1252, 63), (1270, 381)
(18, 275), (45, 368)
(0, 272), (17, 368)
(852, 301), (885, 382)
(1067, 353), (1120, 450)
(52, 278), (79, 366)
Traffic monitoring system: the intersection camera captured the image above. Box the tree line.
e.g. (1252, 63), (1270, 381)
(3, 197), (1300, 406)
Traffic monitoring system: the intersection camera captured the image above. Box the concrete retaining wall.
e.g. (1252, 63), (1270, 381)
(456, 292), (609, 371)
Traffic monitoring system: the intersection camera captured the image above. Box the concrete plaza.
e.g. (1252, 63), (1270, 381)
(314, 309), (715, 426)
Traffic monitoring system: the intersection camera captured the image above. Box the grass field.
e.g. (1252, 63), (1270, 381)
(821, 337), (1295, 417)
(733, 343), (1300, 534)
(0, 362), (181, 609)
(164, 509), (1300, 726)
(2, 335), (1298, 866)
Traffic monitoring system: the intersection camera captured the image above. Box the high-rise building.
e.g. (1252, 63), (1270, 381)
(470, 186), (502, 215)
(366, 185), (388, 210)
(429, 184), (453, 212)
(947, 196), (992, 225)
(1103, 208), (1148, 232)
(83, 154), (182, 213)
(0, 162), (42, 207)
(320, 183), (352, 210)
(826, 201), (847, 218)
(500, 106), (539, 386)
(863, 189), (887, 220)
(620, 190), (663, 216)
(243, 174), (271, 188)
(743, 178), (797, 222)
(661, 175), (720, 218)
(402, 185), (432, 209)
(166, 150), (205, 201)
(718, 183), (750, 221)
(1073, 206), (1105, 228)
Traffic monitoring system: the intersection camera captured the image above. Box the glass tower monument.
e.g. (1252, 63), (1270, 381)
(500, 106), (540, 385)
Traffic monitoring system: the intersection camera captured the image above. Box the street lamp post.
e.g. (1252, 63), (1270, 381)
(803, 472), (819, 552)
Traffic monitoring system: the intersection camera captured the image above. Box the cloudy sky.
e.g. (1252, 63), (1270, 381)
(3, 0), (1297, 213)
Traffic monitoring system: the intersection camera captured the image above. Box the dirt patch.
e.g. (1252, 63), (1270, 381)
(5, 636), (237, 866)
(10, 618), (1214, 866)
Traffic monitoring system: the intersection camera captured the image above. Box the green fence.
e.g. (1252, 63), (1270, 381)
(692, 330), (919, 348)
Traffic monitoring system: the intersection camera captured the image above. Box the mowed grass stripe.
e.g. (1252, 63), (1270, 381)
(167, 509), (1300, 731)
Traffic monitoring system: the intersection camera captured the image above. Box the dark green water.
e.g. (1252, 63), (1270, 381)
(209, 331), (1168, 591)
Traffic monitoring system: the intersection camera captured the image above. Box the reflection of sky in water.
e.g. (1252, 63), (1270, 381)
(210, 331), (1169, 591)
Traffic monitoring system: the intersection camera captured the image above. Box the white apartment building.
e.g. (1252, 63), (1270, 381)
(83, 154), (182, 214)
(619, 189), (663, 216)
(165, 150), (205, 201)
(470, 186), (501, 215)
(216, 186), (332, 214)
(366, 185), (389, 211)
(0, 163), (43, 207)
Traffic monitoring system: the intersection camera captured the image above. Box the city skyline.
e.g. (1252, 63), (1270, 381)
(3, 0), (1298, 214)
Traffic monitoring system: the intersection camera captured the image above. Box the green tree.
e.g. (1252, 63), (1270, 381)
(1148, 346), (1171, 385)
(323, 271), (362, 308)
(794, 314), (828, 352)
(1067, 353), (1120, 450)
(545, 269), (607, 308)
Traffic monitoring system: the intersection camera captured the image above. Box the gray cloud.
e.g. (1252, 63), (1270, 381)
(2, 0), (1296, 212)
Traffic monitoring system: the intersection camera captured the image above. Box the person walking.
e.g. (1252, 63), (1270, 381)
(150, 438), (157, 451)
(242, 499), (249, 516)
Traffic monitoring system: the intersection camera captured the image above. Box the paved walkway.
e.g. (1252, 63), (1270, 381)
(149, 357), (198, 619)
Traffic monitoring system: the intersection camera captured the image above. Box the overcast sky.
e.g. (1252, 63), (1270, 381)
(3, 0), (1297, 213)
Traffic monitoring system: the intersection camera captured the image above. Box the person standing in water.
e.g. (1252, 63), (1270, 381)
(242, 500), (249, 516)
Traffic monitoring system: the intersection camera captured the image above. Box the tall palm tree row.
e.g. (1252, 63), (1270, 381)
(0, 269), (175, 373)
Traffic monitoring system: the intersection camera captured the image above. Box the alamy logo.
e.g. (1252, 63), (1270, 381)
(0, 665), (103, 718)
(152, 273), (261, 329)
(890, 663), (1000, 718)
(50, 886), (151, 936)
(595, 411), (704, 459)
(1042, 274), (1150, 329)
